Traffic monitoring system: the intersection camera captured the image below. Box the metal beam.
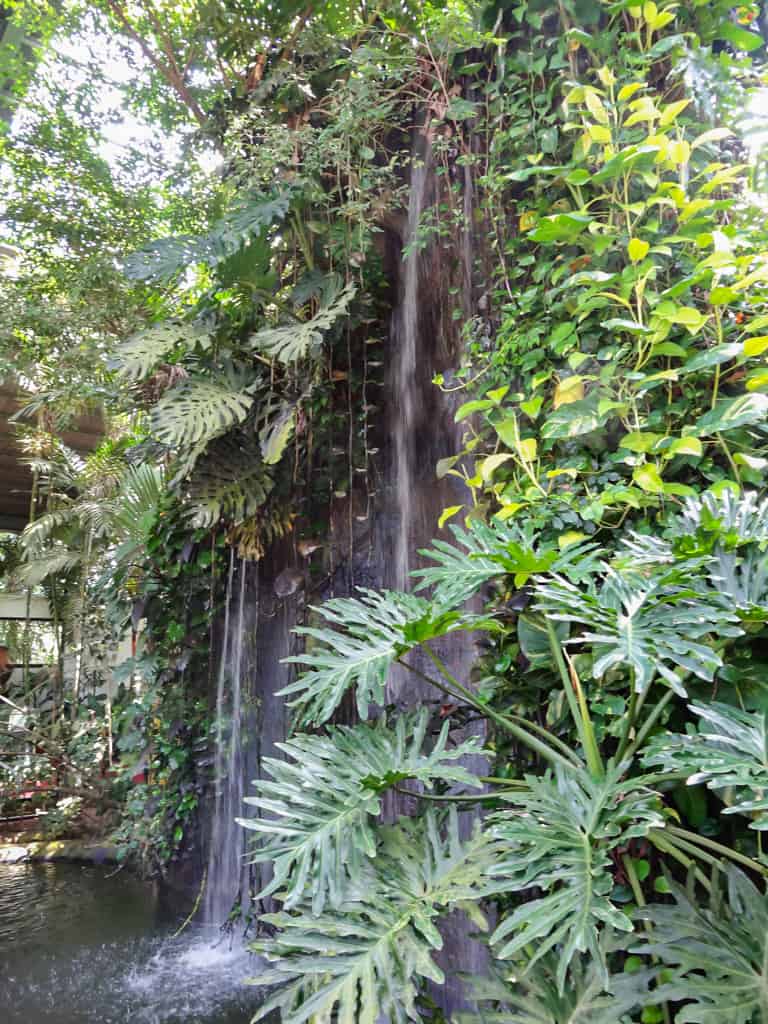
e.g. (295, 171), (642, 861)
(0, 593), (52, 620)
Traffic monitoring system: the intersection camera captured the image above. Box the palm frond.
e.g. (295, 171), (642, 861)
(250, 809), (499, 1024)
(238, 710), (484, 913)
(249, 281), (356, 363)
(17, 549), (83, 585)
(643, 701), (768, 829)
(489, 766), (664, 993)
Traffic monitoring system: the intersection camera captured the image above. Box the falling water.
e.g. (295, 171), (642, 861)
(203, 552), (252, 931)
(392, 140), (432, 594)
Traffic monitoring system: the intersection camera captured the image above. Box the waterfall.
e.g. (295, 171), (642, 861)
(392, 139), (431, 594)
(202, 551), (251, 931)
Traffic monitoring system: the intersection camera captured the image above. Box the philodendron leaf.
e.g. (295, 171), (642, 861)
(279, 589), (482, 725)
(632, 867), (768, 1024)
(489, 766), (664, 994)
(250, 809), (500, 1024)
(535, 558), (740, 694)
(642, 701), (768, 828)
(238, 710), (484, 913)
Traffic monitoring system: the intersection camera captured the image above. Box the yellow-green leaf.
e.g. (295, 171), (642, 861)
(628, 237), (650, 263)
(553, 375), (585, 408)
(585, 89), (609, 125)
(633, 463), (664, 493)
(617, 82), (644, 104)
(588, 123), (612, 144)
(480, 454), (515, 482)
(517, 438), (538, 462)
(438, 505), (463, 528)
(668, 139), (691, 165)
(744, 335), (768, 357)
(659, 99), (690, 127)
(664, 436), (703, 458)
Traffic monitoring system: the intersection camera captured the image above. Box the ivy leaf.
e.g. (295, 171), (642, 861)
(695, 394), (768, 435)
(542, 395), (610, 439)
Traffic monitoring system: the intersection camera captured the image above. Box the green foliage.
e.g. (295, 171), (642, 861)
(150, 378), (256, 447)
(181, 433), (274, 528)
(251, 809), (499, 1024)
(489, 767), (664, 991)
(279, 588), (479, 725)
(238, 711), (484, 912)
(534, 558), (740, 695)
(643, 702), (768, 829)
(249, 280), (357, 364)
(633, 869), (768, 1023)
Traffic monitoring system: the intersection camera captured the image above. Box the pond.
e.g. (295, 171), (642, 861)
(0, 861), (264, 1024)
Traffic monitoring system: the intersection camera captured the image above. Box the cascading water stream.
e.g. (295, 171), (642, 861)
(203, 552), (252, 932)
(392, 141), (431, 595)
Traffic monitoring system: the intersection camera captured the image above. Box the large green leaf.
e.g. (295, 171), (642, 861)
(694, 394), (768, 435)
(238, 710), (484, 912)
(150, 378), (255, 447)
(124, 191), (290, 282)
(280, 589), (478, 725)
(489, 766), (664, 993)
(249, 281), (356, 363)
(414, 519), (600, 606)
(463, 949), (656, 1024)
(632, 868), (768, 1024)
(111, 322), (211, 380)
(250, 809), (499, 1024)
(180, 434), (273, 527)
(535, 560), (740, 694)
(643, 701), (768, 829)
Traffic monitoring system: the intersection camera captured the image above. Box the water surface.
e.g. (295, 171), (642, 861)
(0, 861), (262, 1023)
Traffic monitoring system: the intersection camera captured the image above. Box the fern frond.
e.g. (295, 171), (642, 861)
(250, 809), (499, 1024)
(238, 710), (484, 913)
(249, 282), (356, 363)
(489, 766), (664, 994)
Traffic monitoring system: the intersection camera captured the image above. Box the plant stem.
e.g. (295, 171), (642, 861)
(624, 689), (675, 762)
(545, 621), (603, 777)
(666, 825), (768, 877)
(649, 832), (712, 892)
(414, 647), (580, 773)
